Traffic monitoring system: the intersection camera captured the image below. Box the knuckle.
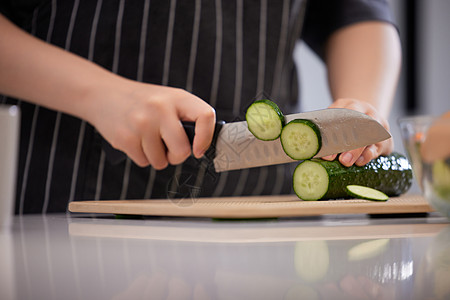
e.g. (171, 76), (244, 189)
(170, 87), (189, 100)
(133, 110), (153, 128)
(204, 106), (216, 118)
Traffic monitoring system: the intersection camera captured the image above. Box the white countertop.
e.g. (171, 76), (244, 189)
(1, 213), (449, 300)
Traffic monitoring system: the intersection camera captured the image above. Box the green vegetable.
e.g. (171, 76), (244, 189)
(245, 99), (285, 140)
(431, 159), (450, 201)
(280, 119), (322, 160)
(292, 153), (413, 200)
(346, 185), (389, 201)
(292, 160), (329, 200)
(294, 241), (329, 282)
(347, 239), (390, 261)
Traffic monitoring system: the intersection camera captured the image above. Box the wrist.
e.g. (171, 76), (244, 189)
(80, 73), (134, 126)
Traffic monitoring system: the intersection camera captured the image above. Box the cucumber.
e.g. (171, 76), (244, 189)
(281, 119), (321, 160)
(292, 153), (413, 201)
(346, 185), (389, 201)
(347, 239), (390, 261)
(245, 99), (285, 140)
(431, 159), (450, 200)
(292, 160), (329, 200)
(294, 241), (330, 282)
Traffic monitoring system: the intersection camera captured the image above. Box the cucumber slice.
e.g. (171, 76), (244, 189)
(245, 99), (285, 140)
(346, 185), (389, 201)
(281, 119), (321, 160)
(294, 241), (330, 282)
(293, 160), (329, 201)
(347, 239), (390, 261)
(292, 153), (413, 201)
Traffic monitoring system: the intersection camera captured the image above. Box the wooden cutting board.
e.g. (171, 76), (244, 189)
(68, 194), (434, 219)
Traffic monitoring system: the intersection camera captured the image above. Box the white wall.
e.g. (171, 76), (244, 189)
(418, 0), (450, 115)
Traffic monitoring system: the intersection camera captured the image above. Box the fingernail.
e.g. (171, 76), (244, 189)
(196, 149), (206, 158)
(341, 152), (353, 164)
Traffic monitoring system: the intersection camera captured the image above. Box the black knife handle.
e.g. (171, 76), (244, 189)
(102, 120), (225, 165)
(183, 120), (225, 162)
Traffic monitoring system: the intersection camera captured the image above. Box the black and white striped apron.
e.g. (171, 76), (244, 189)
(0, 0), (395, 213)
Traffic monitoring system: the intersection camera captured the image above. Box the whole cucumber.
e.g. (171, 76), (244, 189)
(293, 152), (413, 200)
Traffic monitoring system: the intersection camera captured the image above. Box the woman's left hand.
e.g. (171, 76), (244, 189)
(321, 98), (393, 167)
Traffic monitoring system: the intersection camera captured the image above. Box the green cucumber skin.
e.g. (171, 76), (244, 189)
(302, 153), (413, 200)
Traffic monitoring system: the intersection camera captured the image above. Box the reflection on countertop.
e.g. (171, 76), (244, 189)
(1, 213), (449, 300)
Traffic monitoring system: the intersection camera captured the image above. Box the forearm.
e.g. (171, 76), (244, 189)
(0, 13), (216, 168)
(0, 13), (124, 122)
(325, 21), (402, 118)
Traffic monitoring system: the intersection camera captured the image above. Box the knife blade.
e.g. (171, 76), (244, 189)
(209, 108), (391, 172)
(102, 108), (390, 172)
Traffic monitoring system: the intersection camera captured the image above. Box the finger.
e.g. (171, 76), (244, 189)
(141, 128), (169, 170)
(322, 154), (337, 161)
(192, 108), (216, 158)
(177, 95), (216, 158)
(108, 131), (150, 167)
(160, 116), (192, 165)
(421, 118), (450, 162)
(355, 144), (378, 166)
(378, 136), (394, 156)
(126, 147), (150, 167)
(355, 136), (393, 166)
(339, 147), (365, 167)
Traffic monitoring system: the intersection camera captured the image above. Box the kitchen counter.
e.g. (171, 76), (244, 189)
(1, 212), (449, 300)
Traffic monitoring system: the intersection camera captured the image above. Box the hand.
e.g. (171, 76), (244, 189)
(87, 80), (216, 170)
(0, 14), (215, 170)
(321, 98), (393, 167)
(420, 111), (450, 163)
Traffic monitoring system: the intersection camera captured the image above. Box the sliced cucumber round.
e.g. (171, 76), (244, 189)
(345, 185), (389, 201)
(293, 160), (329, 201)
(294, 241), (330, 282)
(281, 119), (321, 160)
(245, 99), (285, 141)
(347, 239), (390, 261)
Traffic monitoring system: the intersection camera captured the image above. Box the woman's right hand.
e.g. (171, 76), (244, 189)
(421, 111), (450, 163)
(87, 80), (216, 169)
(0, 14), (215, 170)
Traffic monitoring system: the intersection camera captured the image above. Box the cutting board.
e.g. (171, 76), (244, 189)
(68, 221), (447, 243)
(68, 194), (434, 219)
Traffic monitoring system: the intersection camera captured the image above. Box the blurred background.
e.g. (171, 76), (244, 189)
(295, 0), (450, 156)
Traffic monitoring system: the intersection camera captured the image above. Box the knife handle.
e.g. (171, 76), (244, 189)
(183, 120), (225, 162)
(102, 120), (225, 165)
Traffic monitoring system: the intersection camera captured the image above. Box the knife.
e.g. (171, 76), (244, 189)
(103, 108), (391, 172)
